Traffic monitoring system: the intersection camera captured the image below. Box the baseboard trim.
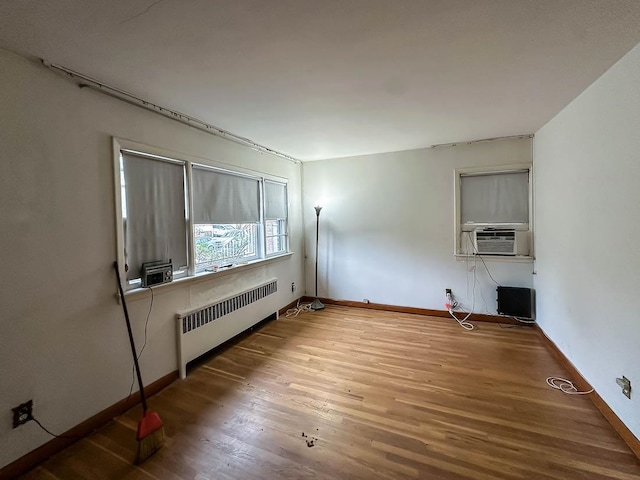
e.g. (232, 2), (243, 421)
(536, 325), (640, 460)
(302, 297), (524, 325)
(0, 370), (178, 480)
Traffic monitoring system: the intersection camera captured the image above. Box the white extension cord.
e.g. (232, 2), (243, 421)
(546, 376), (594, 395)
(446, 292), (475, 330)
(448, 309), (475, 330)
(285, 300), (313, 317)
(510, 316), (536, 324)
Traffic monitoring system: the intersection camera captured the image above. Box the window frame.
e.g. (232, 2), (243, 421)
(190, 162), (264, 272)
(113, 138), (290, 289)
(453, 163), (533, 258)
(118, 149), (190, 286)
(263, 179), (289, 258)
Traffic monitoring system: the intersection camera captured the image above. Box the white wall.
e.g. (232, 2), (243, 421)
(302, 139), (534, 313)
(0, 48), (304, 468)
(534, 43), (640, 440)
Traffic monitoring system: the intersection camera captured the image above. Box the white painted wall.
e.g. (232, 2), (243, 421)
(534, 43), (640, 440)
(0, 48), (304, 468)
(302, 139), (534, 313)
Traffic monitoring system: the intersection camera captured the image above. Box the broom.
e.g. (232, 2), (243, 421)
(114, 261), (165, 464)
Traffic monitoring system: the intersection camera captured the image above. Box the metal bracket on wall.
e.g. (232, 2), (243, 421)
(616, 376), (631, 399)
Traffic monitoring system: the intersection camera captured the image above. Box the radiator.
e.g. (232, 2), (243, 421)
(175, 279), (278, 378)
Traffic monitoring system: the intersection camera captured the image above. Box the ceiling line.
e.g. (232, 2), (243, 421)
(41, 59), (301, 164)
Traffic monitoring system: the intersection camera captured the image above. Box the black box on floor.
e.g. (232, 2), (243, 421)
(497, 287), (534, 319)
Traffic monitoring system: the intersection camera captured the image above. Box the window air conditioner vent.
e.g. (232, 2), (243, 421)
(474, 229), (516, 255)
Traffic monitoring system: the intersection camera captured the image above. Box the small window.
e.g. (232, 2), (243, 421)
(454, 164), (532, 257)
(461, 170), (529, 226)
(264, 180), (288, 256)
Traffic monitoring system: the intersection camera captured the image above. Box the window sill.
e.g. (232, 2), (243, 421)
(124, 252), (294, 301)
(454, 254), (534, 263)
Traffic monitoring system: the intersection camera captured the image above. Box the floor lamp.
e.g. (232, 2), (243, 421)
(310, 205), (325, 311)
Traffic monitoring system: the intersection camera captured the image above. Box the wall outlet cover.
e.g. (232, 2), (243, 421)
(12, 400), (34, 428)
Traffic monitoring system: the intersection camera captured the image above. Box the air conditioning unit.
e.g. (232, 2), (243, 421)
(474, 229), (529, 256)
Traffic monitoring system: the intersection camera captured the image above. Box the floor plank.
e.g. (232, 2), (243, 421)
(19, 306), (640, 479)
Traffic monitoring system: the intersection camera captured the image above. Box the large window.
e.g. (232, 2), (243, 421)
(454, 164), (532, 257)
(192, 165), (261, 272)
(120, 151), (188, 285)
(115, 141), (289, 288)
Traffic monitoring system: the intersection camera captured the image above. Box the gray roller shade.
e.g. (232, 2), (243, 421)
(192, 166), (260, 224)
(264, 180), (287, 219)
(122, 152), (187, 281)
(461, 171), (529, 225)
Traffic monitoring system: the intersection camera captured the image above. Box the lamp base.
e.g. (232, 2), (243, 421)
(310, 298), (325, 311)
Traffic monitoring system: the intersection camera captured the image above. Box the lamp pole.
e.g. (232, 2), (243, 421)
(311, 205), (324, 310)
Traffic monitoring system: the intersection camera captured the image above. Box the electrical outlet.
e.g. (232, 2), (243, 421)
(616, 376), (631, 399)
(12, 400), (34, 428)
(291, 282), (296, 293)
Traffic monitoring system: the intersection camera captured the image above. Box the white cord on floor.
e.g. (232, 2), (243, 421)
(510, 316), (536, 324)
(285, 300), (313, 317)
(546, 376), (594, 395)
(448, 309), (475, 330)
(448, 239), (476, 331)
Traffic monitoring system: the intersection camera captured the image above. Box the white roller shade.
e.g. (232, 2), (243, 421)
(122, 152), (187, 281)
(192, 166), (260, 224)
(461, 171), (529, 224)
(264, 180), (287, 219)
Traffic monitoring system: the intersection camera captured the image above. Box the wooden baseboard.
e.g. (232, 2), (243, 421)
(0, 371), (178, 479)
(302, 297), (524, 325)
(536, 325), (640, 460)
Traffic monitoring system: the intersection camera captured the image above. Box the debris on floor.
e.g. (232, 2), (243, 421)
(301, 431), (318, 447)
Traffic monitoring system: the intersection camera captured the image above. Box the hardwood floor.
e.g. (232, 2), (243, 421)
(19, 306), (640, 479)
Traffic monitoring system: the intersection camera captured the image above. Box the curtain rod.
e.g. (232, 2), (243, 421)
(430, 134), (534, 149)
(41, 59), (301, 165)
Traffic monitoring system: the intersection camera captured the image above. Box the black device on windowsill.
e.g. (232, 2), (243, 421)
(497, 286), (534, 319)
(141, 260), (173, 287)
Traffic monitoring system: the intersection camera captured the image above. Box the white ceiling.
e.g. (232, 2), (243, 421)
(2, 1), (640, 161)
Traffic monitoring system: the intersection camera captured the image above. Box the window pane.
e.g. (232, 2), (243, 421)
(266, 219), (287, 255)
(121, 152), (187, 281)
(194, 223), (258, 272)
(461, 171), (529, 224)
